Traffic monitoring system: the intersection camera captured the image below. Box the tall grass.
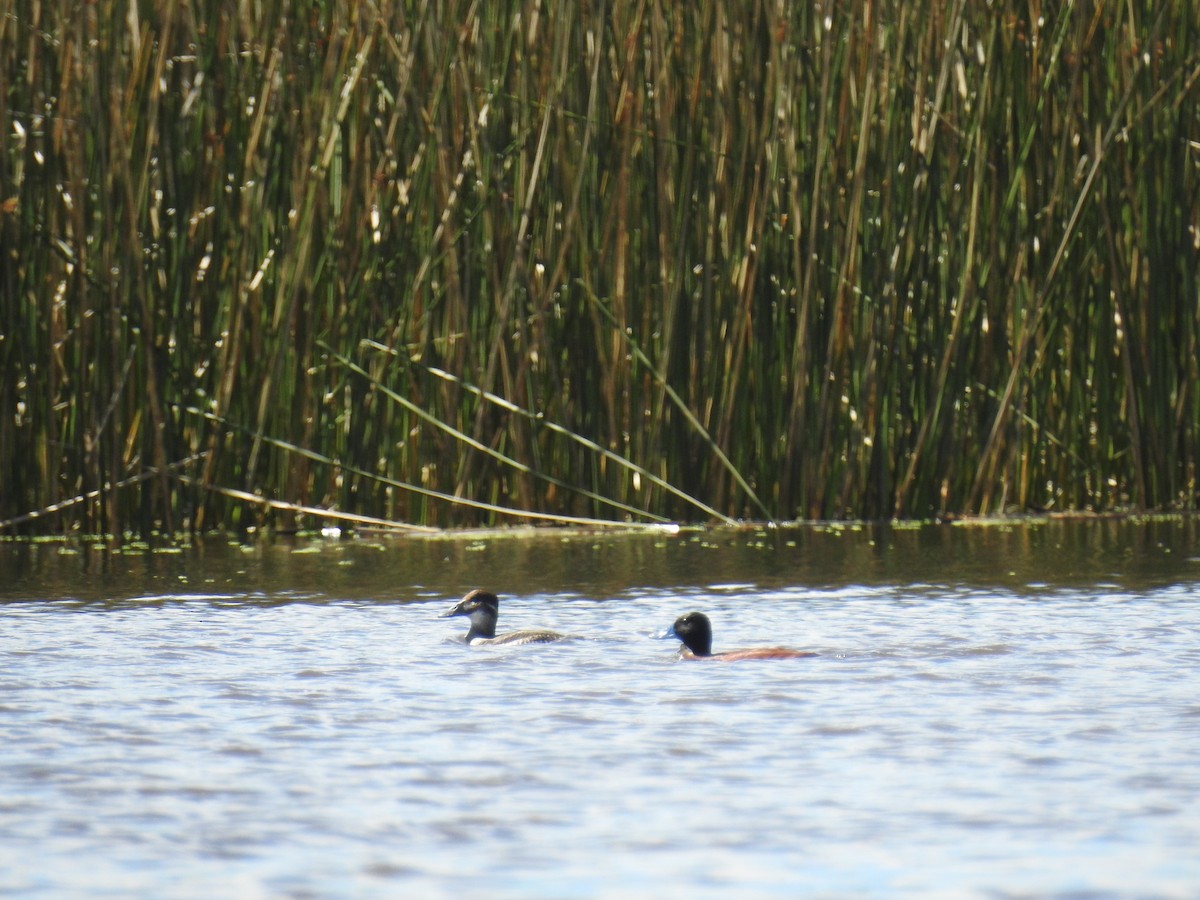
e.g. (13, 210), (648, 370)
(1, 0), (1197, 535)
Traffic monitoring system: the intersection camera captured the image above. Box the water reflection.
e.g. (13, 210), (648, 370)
(1, 519), (1199, 896)
(3, 516), (1199, 604)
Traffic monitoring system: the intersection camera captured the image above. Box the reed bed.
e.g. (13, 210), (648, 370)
(1, 0), (1198, 535)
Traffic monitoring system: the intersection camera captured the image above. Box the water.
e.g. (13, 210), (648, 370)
(2, 520), (1199, 898)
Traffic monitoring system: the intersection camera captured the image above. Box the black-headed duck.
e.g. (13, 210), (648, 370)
(666, 611), (817, 661)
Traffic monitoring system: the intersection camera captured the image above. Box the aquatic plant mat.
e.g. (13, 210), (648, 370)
(2, 1), (1198, 536)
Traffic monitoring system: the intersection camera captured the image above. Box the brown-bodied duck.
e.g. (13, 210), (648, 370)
(666, 611), (817, 661)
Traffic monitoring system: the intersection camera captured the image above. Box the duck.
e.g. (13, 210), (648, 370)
(439, 589), (571, 646)
(666, 611), (817, 661)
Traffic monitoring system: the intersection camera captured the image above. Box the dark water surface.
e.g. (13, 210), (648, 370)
(2, 519), (1199, 898)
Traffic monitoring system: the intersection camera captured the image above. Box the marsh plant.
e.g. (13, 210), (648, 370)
(1, 1), (1197, 535)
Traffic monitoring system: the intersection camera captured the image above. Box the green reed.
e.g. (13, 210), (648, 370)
(1, 0), (1197, 536)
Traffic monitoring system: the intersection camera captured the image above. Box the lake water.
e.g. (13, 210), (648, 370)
(2, 519), (1199, 898)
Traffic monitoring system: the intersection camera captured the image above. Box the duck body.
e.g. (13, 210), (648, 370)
(440, 589), (570, 646)
(667, 611), (816, 661)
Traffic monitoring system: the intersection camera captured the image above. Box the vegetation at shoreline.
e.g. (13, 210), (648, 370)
(2, 0), (1198, 536)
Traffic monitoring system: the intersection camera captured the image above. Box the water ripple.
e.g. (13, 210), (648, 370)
(2, 550), (1200, 897)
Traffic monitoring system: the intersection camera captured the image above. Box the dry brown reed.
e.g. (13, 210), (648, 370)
(1, 0), (1198, 535)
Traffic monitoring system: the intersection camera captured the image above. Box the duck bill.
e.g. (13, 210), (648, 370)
(439, 601), (465, 619)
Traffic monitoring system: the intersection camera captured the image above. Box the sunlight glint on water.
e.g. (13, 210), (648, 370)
(1, 524), (1198, 897)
